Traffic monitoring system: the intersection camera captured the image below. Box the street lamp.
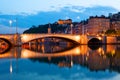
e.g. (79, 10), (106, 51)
(9, 20), (12, 34)
(82, 21), (84, 35)
(14, 18), (18, 34)
(48, 23), (51, 34)
(70, 24), (73, 34)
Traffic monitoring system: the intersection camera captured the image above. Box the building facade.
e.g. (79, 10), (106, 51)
(109, 12), (120, 30)
(58, 19), (72, 25)
(111, 21), (120, 30)
(73, 16), (110, 35)
(87, 16), (110, 35)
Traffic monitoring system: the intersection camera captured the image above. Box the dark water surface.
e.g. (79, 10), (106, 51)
(0, 44), (120, 80)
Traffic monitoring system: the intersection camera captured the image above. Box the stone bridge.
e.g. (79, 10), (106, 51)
(0, 34), (19, 46)
(0, 33), (117, 46)
(20, 34), (81, 44)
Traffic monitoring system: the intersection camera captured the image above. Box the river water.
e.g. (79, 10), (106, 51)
(0, 43), (120, 80)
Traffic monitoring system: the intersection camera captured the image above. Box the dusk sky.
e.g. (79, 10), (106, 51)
(0, 0), (120, 33)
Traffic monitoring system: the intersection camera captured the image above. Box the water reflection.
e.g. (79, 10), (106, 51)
(0, 44), (120, 73)
(0, 39), (10, 54)
(22, 41), (77, 53)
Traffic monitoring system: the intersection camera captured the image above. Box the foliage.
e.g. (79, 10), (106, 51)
(105, 29), (117, 35)
(23, 23), (69, 33)
(117, 30), (120, 35)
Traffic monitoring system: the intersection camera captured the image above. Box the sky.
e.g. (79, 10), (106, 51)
(0, 0), (120, 33)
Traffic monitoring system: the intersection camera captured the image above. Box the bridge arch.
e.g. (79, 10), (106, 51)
(0, 38), (12, 46)
(88, 38), (102, 50)
(26, 36), (80, 44)
(21, 34), (81, 44)
(0, 38), (11, 53)
(88, 38), (102, 45)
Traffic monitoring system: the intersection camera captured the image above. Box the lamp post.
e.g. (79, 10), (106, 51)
(15, 18), (18, 34)
(9, 20), (12, 34)
(48, 23), (51, 34)
(82, 21), (84, 35)
(9, 20), (13, 74)
(70, 24), (73, 34)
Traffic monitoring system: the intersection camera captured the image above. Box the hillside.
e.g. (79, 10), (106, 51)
(23, 22), (78, 34)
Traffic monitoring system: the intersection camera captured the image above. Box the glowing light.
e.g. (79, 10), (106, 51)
(75, 36), (80, 41)
(98, 37), (102, 40)
(9, 20), (12, 24)
(98, 48), (102, 53)
(10, 65), (12, 73)
(71, 61), (73, 66)
(21, 49), (30, 58)
(98, 48), (105, 56)
(22, 35), (28, 42)
(86, 57), (88, 61)
(75, 48), (80, 55)
(111, 50), (115, 56)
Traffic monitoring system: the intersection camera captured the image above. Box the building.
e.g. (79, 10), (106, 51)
(87, 16), (110, 35)
(73, 21), (87, 35)
(68, 12), (120, 35)
(111, 21), (120, 30)
(58, 19), (72, 25)
(109, 12), (120, 30)
(48, 23), (51, 34)
(110, 12), (120, 21)
(73, 16), (110, 35)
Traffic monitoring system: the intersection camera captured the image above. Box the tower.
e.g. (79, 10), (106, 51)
(48, 23), (51, 34)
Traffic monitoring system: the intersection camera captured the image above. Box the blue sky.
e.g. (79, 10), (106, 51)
(0, 0), (120, 33)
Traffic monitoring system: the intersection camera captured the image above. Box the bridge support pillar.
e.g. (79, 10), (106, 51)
(41, 44), (45, 53)
(106, 36), (117, 44)
(80, 35), (88, 44)
(102, 36), (107, 44)
(29, 42), (32, 49)
(35, 40), (39, 51)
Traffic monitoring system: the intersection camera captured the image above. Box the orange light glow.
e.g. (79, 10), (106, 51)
(75, 47), (80, 55)
(98, 37), (102, 40)
(75, 36), (80, 41)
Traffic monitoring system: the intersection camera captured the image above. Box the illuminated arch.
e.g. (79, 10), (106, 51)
(26, 36), (80, 44)
(0, 38), (11, 45)
(0, 38), (11, 53)
(21, 34), (81, 44)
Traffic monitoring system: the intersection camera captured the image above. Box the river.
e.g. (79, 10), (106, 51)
(0, 43), (120, 80)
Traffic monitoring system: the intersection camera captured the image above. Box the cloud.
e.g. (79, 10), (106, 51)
(76, 16), (80, 19)
(65, 16), (70, 19)
(0, 18), (8, 22)
(0, 6), (117, 32)
(0, 25), (27, 34)
(69, 6), (86, 13)
(0, 0), (119, 15)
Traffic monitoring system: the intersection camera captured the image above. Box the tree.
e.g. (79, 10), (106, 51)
(105, 29), (117, 35)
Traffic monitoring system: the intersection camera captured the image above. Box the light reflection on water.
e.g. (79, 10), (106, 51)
(0, 44), (120, 80)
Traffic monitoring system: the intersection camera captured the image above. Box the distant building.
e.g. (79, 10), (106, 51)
(87, 16), (110, 35)
(73, 23), (82, 34)
(48, 23), (51, 34)
(110, 12), (120, 21)
(70, 12), (120, 35)
(73, 21), (87, 35)
(111, 21), (120, 30)
(58, 19), (72, 25)
(74, 16), (110, 35)
(109, 12), (120, 30)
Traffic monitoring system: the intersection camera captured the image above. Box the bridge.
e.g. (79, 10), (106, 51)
(20, 34), (81, 44)
(0, 33), (116, 46)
